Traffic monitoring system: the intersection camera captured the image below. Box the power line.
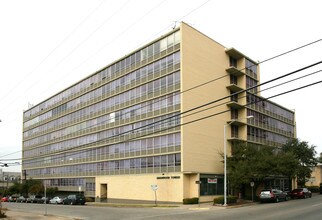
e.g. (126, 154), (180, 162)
(4, 61), (321, 165)
(0, 0), (130, 115)
(18, 37), (322, 141)
(13, 78), (322, 168)
(0, 0), (171, 124)
(2, 43), (322, 167)
(0, 0), (106, 103)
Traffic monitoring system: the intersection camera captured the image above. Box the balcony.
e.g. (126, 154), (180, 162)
(226, 84), (244, 93)
(226, 119), (248, 127)
(226, 48), (245, 60)
(226, 101), (243, 109)
(226, 66), (245, 77)
(227, 136), (247, 142)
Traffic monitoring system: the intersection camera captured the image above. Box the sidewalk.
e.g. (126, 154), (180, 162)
(2, 200), (258, 219)
(2, 209), (75, 220)
(86, 199), (257, 210)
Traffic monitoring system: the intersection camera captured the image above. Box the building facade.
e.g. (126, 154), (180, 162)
(306, 163), (322, 186)
(0, 169), (21, 191)
(22, 23), (296, 202)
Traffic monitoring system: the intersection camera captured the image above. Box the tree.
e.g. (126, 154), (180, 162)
(280, 138), (318, 186)
(7, 182), (21, 195)
(227, 141), (299, 191)
(20, 179), (42, 196)
(25, 179), (43, 195)
(227, 142), (275, 190)
(46, 187), (58, 197)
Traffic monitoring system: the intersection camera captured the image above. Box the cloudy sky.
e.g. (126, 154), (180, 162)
(1, 0), (321, 171)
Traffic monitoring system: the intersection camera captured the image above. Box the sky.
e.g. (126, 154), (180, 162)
(0, 0), (321, 172)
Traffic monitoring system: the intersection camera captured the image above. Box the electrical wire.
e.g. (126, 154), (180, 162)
(18, 37), (322, 146)
(0, 0), (106, 103)
(3, 61), (321, 166)
(7, 78), (322, 168)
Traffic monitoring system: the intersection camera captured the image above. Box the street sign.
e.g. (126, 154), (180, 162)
(195, 181), (201, 184)
(250, 182), (254, 187)
(151, 184), (158, 191)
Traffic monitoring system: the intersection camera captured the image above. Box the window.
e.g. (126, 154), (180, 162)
(229, 56), (237, 67)
(245, 59), (257, 78)
(200, 175), (224, 195)
(231, 109), (238, 120)
(230, 92), (238, 102)
(230, 75), (237, 85)
(231, 125), (238, 138)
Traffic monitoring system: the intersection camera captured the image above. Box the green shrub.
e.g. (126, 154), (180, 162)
(306, 186), (320, 193)
(0, 202), (7, 218)
(244, 195), (259, 202)
(85, 197), (94, 202)
(183, 197), (199, 204)
(213, 196), (237, 205)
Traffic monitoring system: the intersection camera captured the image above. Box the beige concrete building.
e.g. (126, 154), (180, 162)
(306, 163), (322, 186)
(22, 22), (295, 203)
(0, 169), (21, 190)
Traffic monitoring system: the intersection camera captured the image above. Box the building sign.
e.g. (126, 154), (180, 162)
(208, 178), (217, 184)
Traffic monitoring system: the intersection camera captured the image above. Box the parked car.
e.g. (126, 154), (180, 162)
(62, 194), (85, 205)
(38, 197), (51, 204)
(49, 196), (63, 204)
(288, 188), (312, 199)
(29, 195), (42, 203)
(1, 197), (9, 202)
(259, 189), (289, 203)
(8, 195), (19, 202)
(26, 196), (33, 203)
(16, 196), (27, 203)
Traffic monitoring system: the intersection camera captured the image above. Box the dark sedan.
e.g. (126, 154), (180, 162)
(62, 194), (85, 205)
(259, 189), (289, 203)
(38, 197), (51, 204)
(288, 188), (312, 199)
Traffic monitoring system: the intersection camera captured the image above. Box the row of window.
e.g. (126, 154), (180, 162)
(247, 93), (294, 121)
(50, 52), (180, 119)
(24, 90), (180, 149)
(24, 51), (180, 129)
(23, 112), (180, 158)
(45, 178), (86, 188)
(247, 109), (294, 134)
(0, 176), (20, 181)
(24, 70), (180, 140)
(25, 71), (180, 140)
(246, 76), (258, 93)
(24, 31), (180, 118)
(247, 126), (291, 145)
(25, 92), (179, 141)
(24, 89), (180, 147)
(23, 132), (181, 168)
(245, 59), (258, 79)
(26, 153), (181, 177)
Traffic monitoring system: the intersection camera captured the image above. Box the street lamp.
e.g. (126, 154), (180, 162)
(223, 115), (253, 206)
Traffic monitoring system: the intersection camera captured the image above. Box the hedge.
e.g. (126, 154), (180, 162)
(213, 196), (237, 205)
(306, 186), (320, 193)
(183, 197), (199, 204)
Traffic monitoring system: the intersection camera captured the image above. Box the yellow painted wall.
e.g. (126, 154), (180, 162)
(96, 173), (183, 202)
(180, 23), (238, 174)
(306, 164), (322, 186)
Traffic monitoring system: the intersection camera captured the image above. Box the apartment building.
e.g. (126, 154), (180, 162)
(0, 169), (21, 190)
(22, 22), (296, 203)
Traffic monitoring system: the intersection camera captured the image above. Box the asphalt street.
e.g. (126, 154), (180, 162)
(2, 194), (322, 220)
